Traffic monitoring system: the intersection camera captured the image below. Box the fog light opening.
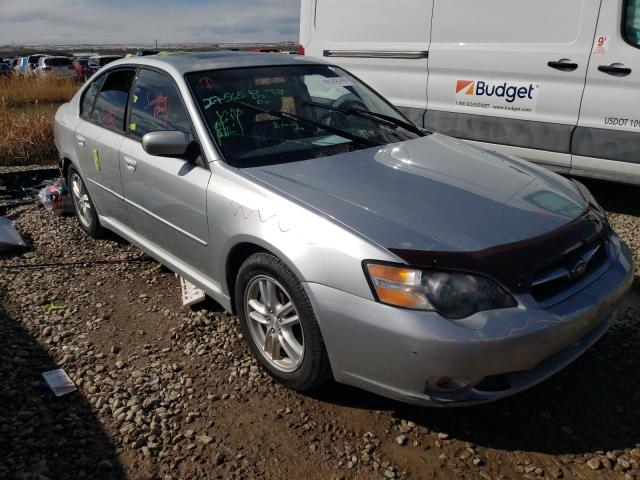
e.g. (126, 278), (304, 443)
(425, 376), (482, 395)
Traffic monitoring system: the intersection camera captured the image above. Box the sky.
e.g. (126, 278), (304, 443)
(0, 0), (300, 45)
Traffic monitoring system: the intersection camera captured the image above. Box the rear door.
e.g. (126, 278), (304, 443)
(74, 69), (135, 226)
(307, 0), (432, 125)
(572, 0), (640, 181)
(119, 68), (212, 276)
(426, 0), (601, 170)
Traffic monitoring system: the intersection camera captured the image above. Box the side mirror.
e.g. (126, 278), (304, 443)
(142, 131), (190, 157)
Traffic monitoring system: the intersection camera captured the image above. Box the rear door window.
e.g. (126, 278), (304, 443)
(90, 69), (136, 131)
(128, 69), (191, 138)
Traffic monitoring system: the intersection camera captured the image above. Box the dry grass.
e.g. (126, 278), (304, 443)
(0, 76), (81, 166)
(0, 75), (79, 108)
(0, 104), (59, 166)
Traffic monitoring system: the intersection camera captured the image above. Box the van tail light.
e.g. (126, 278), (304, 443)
(297, 44), (305, 55)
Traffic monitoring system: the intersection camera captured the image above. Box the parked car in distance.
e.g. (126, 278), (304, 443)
(54, 52), (634, 407)
(19, 54), (49, 75)
(72, 57), (90, 80)
(18, 54), (47, 75)
(87, 55), (122, 75)
(301, 0), (640, 185)
(0, 63), (11, 76)
(35, 56), (75, 78)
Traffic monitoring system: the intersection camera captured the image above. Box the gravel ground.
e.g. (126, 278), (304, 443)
(0, 177), (639, 480)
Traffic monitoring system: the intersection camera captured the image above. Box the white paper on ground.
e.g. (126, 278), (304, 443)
(42, 368), (77, 397)
(179, 276), (206, 306)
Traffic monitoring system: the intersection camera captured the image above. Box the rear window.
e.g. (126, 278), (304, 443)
(46, 58), (71, 67)
(625, 0), (640, 48)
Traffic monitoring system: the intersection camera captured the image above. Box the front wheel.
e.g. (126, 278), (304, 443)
(235, 253), (332, 391)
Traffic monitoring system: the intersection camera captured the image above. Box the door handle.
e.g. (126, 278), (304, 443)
(123, 156), (137, 172)
(547, 59), (578, 72)
(598, 63), (632, 77)
(76, 135), (86, 147)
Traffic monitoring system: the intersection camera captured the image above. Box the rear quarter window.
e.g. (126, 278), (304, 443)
(80, 74), (106, 118)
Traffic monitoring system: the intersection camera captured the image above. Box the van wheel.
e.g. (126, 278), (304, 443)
(235, 252), (332, 391)
(67, 165), (104, 238)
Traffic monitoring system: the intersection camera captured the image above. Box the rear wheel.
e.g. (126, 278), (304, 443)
(67, 165), (104, 238)
(235, 253), (332, 391)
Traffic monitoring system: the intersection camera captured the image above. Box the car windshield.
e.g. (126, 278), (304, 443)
(186, 64), (427, 167)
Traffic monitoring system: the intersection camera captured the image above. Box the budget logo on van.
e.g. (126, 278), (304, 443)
(454, 79), (540, 113)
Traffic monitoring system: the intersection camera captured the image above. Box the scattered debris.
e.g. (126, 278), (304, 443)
(42, 303), (66, 311)
(179, 275), (206, 306)
(37, 178), (73, 215)
(42, 368), (77, 397)
(0, 215), (28, 252)
(0, 167), (59, 213)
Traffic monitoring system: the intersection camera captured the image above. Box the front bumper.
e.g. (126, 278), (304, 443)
(304, 234), (634, 406)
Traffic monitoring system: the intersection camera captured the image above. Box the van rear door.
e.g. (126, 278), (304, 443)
(426, 0), (600, 171)
(306, 0), (432, 126)
(571, 0), (640, 182)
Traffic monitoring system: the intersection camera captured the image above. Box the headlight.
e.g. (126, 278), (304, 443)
(572, 180), (604, 213)
(572, 180), (611, 232)
(365, 263), (516, 319)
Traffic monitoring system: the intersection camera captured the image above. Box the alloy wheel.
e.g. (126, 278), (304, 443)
(244, 275), (305, 373)
(70, 173), (92, 228)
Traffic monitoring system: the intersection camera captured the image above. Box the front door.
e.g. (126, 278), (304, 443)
(119, 68), (212, 277)
(572, 0), (640, 181)
(426, 0), (601, 170)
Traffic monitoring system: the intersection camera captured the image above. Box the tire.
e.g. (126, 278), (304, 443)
(67, 165), (105, 238)
(235, 252), (332, 391)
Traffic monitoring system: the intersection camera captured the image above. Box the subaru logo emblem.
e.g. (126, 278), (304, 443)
(571, 259), (588, 277)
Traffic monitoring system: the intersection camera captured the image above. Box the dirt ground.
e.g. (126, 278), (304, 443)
(1, 177), (639, 480)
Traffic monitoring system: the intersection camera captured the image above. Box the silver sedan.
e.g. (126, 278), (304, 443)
(54, 52), (634, 406)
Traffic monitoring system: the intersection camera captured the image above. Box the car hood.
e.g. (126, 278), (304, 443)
(242, 133), (587, 253)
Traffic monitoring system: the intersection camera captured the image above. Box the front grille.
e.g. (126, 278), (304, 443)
(531, 236), (609, 308)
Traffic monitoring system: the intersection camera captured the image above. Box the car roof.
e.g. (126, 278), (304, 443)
(105, 50), (325, 76)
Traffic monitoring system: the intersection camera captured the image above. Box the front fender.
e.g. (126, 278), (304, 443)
(208, 164), (399, 302)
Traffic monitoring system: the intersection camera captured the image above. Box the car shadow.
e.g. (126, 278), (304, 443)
(0, 305), (126, 479)
(577, 177), (640, 217)
(311, 297), (640, 456)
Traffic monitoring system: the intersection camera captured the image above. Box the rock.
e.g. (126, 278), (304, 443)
(395, 435), (408, 446)
(587, 458), (602, 470)
(617, 457), (631, 470)
(196, 435), (213, 445)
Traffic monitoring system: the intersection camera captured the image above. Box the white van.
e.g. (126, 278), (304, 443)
(300, 0), (640, 185)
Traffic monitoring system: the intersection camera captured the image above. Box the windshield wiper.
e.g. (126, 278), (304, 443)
(303, 100), (425, 136)
(236, 101), (379, 148)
